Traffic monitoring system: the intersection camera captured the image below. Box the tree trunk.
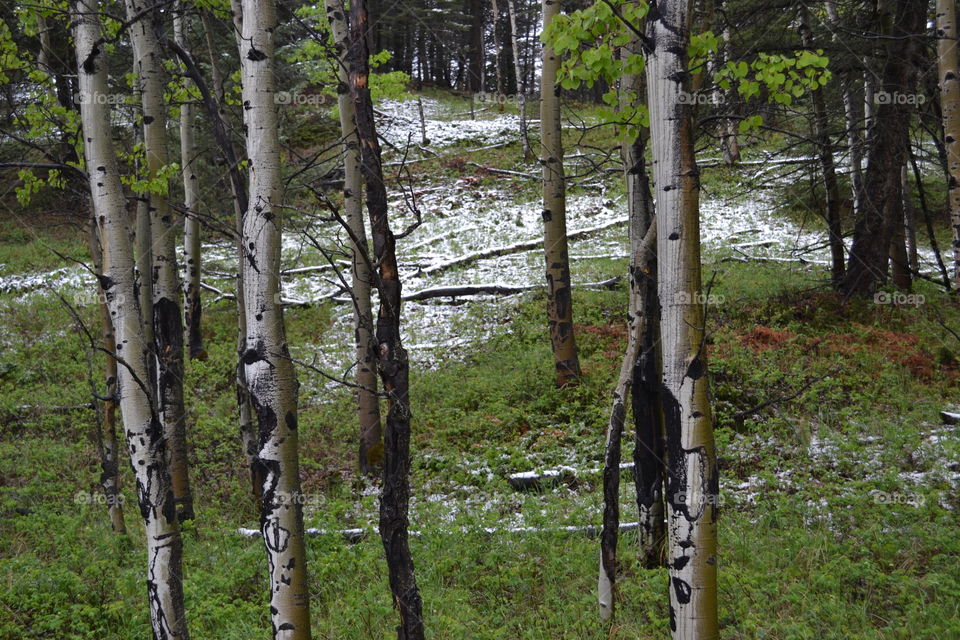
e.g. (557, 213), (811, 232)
(825, 1), (864, 219)
(540, 0), (581, 387)
(237, 0), (312, 637)
(468, 0), (485, 92)
(842, 0), (926, 296)
(72, 2), (188, 635)
(193, 1), (262, 508)
(937, 0), (960, 285)
(507, 0), (531, 158)
(325, 0), (384, 475)
(86, 218), (127, 534)
(799, 14), (845, 288)
(349, 0), (425, 636)
(125, 0), (194, 520)
(902, 163), (919, 273)
(646, 1), (718, 637)
(599, 32), (664, 616)
(491, 0), (504, 110)
(175, 3), (205, 361)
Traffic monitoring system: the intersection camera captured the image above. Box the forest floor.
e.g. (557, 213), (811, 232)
(1, 91), (959, 639)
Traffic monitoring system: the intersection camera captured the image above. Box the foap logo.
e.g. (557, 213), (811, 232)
(677, 91), (724, 105)
(475, 91), (531, 105)
(275, 91), (329, 106)
(874, 91), (925, 105)
(73, 290), (123, 307)
(873, 291), (925, 307)
(672, 290), (725, 306)
(74, 91), (128, 105)
(672, 491), (723, 509)
(74, 490), (125, 506)
(871, 490), (925, 507)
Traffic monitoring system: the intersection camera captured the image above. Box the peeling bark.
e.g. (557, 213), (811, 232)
(325, 0), (383, 476)
(237, 1), (312, 636)
(540, 0), (581, 387)
(72, 2), (188, 635)
(349, 0), (425, 635)
(646, 1), (718, 637)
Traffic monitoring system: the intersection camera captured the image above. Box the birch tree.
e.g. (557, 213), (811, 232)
(174, 3), (205, 361)
(540, 0), (581, 387)
(507, 0), (531, 158)
(349, 0), (425, 634)
(646, 0), (718, 636)
(86, 219), (126, 534)
(937, 0), (960, 285)
(125, 0), (194, 520)
(71, 1), (188, 635)
(599, 12), (664, 618)
(237, 0), (312, 635)
(324, 0), (384, 475)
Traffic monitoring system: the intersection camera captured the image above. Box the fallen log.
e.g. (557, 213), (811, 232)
(238, 520), (641, 544)
(402, 277), (620, 302)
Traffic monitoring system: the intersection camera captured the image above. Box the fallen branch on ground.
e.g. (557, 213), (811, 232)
(238, 520), (641, 544)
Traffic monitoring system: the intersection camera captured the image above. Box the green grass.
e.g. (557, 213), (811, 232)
(1, 90), (959, 639)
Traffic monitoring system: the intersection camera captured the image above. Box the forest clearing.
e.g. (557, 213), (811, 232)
(1, 0), (959, 638)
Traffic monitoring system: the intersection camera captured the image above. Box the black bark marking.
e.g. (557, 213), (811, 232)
(686, 355), (705, 380)
(247, 47), (268, 61)
(672, 577), (692, 604)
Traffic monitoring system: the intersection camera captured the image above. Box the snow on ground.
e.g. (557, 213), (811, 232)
(377, 97), (527, 150)
(2, 102), (956, 532)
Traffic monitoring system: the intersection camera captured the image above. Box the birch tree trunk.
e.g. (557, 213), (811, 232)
(937, 0), (960, 284)
(86, 219), (126, 534)
(491, 0), (504, 110)
(325, 0), (384, 475)
(540, 0), (580, 387)
(349, 0), (425, 635)
(236, 1), (312, 637)
(125, 0), (194, 520)
(646, 1), (718, 637)
(599, 35), (663, 618)
(174, 4), (205, 361)
(507, 0), (531, 158)
(72, 2), (188, 635)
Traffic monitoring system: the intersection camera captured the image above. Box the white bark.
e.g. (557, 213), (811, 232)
(72, 1), (187, 636)
(175, 3), (205, 361)
(646, 0), (718, 637)
(324, 0), (383, 473)
(937, 0), (960, 283)
(540, 0), (581, 386)
(125, 0), (193, 519)
(507, 0), (531, 158)
(237, 0), (312, 636)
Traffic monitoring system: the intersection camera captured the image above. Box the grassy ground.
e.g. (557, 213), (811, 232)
(1, 92), (959, 639)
